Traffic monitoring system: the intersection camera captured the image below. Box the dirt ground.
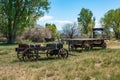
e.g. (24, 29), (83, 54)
(106, 40), (120, 49)
(108, 46), (120, 49)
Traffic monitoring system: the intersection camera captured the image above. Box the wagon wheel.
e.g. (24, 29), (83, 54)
(58, 48), (68, 58)
(29, 50), (39, 61)
(34, 50), (40, 60)
(102, 42), (107, 49)
(22, 49), (31, 61)
(22, 48), (38, 61)
(22, 52), (29, 61)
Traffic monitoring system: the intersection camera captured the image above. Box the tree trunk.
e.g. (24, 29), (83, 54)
(114, 32), (119, 40)
(7, 19), (15, 44)
(8, 34), (15, 44)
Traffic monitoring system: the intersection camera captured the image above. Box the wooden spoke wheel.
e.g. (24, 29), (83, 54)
(32, 50), (40, 60)
(22, 48), (39, 61)
(22, 53), (29, 61)
(58, 48), (68, 58)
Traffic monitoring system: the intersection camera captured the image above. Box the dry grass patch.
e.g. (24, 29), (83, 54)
(107, 40), (120, 49)
(0, 40), (120, 80)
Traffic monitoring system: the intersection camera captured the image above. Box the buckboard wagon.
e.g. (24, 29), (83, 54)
(15, 43), (68, 61)
(66, 38), (107, 51)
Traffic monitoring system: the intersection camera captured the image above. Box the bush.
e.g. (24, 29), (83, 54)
(23, 27), (52, 42)
(0, 37), (7, 42)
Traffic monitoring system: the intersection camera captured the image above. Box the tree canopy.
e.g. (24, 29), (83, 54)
(101, 8), (120, 39)
(78, 8), (95, 37)
(0, 0), (50, 43)
(45, 23), (57, 38)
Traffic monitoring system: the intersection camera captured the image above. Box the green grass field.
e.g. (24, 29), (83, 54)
(0, 40), (120, 80)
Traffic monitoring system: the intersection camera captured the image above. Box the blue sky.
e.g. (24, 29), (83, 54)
(37, 0), (120, 30)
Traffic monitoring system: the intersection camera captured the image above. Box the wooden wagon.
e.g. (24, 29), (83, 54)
(66, 28), (108, 51)
(66, 38), (107, 51)
(15, 44), (45, 61)
(15, 43), (68, 61)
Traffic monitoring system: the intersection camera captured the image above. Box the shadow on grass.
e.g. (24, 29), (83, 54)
(72, 48), (107, 52)
(68, 48), (106, 55)
(0, 42), (21, 46)
(11, 57), (60, 63)
(0, 42), (37, 46)
(0, 52), (8, 55)
(39, 57), (60, 61)
(69, 51), (82, 56)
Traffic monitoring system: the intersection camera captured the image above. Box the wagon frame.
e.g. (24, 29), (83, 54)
(67, 38), (107, 51)
(15, 44), (44, 61)
(15, 43), (68, 61)
(66, 28), (108, 51)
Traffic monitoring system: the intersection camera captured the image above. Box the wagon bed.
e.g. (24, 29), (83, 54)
(15, 44), (46, 61)
(66, 38), (107, 51)
(15, 43), (68, 61)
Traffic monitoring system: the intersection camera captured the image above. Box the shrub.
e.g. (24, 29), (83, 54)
(23, 27), (52, 42)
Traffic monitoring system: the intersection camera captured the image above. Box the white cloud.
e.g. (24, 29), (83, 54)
(37, 15), (104, 30)
(38, 15), (53, 22)
(54, 20), (72, 24)
(37, 15), (73, 30)
(37, 15), (72, 24)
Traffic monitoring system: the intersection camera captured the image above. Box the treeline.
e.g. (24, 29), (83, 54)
(62, 8), (120, 39)
(0, 0), (120, 43)
(0, 0), (50, 43)
(0, 24), (58, 43)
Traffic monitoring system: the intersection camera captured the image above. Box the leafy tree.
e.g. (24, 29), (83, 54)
(101, 8), (120, 39)
(0, 0), (50, 43)
(62, 23), (80, 39)
(78, 8), (95, 37)
(45, 23), (57, 38)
